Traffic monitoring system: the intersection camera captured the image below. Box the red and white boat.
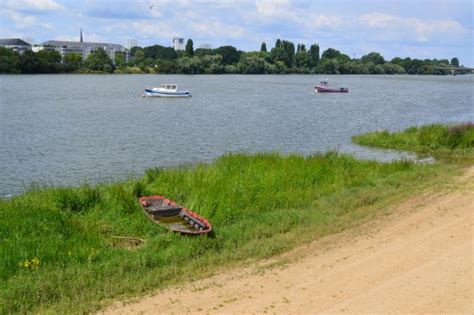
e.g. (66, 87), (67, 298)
(314, 81), (348, 93)
(139, 195), (212, 235)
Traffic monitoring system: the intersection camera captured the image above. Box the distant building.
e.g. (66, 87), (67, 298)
(128, 39), (138, 50)
(33, 29), (129, 64)
(0, 38), (32, 54)
(200, 44), (212, 49)
(173, 38), (185, 51)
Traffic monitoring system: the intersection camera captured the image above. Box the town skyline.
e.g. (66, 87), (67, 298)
(0, 0), (473, 66)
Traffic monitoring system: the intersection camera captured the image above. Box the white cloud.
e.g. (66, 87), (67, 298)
(305, 14), (342, 29)
(2, 0), (63, 11)
(131, 21), (180, 39)
(40, 22), (54, 30)
(2, 9), (37, 28)
(192, 20), (245, 38)
(256, 0), (292, 19)
(360, 13), (467, 42)
(254, 0), (342, 32)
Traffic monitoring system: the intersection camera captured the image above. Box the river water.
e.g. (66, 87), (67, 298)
(1, 74), (473, 196)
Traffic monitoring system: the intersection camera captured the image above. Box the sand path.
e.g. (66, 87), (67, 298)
(104, 167), (473, 314)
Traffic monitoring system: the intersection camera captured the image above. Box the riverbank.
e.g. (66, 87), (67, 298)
(352, 123), (474, 159)
(0, 152), (461, 314)
(104, 165), (474, 314)
(1, 123), (472, 313)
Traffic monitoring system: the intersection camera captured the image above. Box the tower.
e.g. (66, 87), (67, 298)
(80, 28), (83, 43)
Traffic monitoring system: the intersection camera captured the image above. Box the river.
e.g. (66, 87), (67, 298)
(1, 74), (473, 196)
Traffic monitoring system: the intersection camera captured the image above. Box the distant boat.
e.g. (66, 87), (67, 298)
(314, 81), (348, 93)
(139, 195), (212, 235)
(143, 84), (191, 98)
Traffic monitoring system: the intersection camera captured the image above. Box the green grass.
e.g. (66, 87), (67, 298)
(352, 123), (474, 159)
(0, 151), (461, 314)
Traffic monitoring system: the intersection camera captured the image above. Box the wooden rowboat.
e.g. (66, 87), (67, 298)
(139, 195), (212, 235)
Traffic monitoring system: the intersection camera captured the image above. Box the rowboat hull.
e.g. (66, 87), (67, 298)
(139, 196), (212, 235)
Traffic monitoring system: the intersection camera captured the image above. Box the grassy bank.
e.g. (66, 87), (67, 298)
(0, 151), (461, 314)
(352, 123), (474, 159)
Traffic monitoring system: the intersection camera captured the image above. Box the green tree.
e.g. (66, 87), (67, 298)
(382, 62), (405, 74)
(194, 48), (215, 57)
(0, 47), (20, 73)
(18, 50), (41, 73)
(366, 62), (385, 74)
(450, 57), (459, 67)
(317, 58), (339, 74)
(200, 54), (223, 73)
(308, 44), (320, 67)
(64, 53), (83, 72)
(154, 59), (177, 73)
(274, 60), (287, 73)
(185, 39), (194, 57)
(84, 48), (115, 73)
(295, 50), (309, 68)
(260, 42), (267, 52)
(133, 49), (145, 63)
(321, 48), (341, 60)
(270, 38), (295, 67)
(130, 46), (142, 57)
(361, 52), (385, 65)
(143, 45), (177, 60)
(177, 56), (202, 74)
(215, 46), (241, 65)
(36, 50), (62, 73)
(275, 39), (282, 49)
(114, 52), (126, 68)
(271, 46), (286, 64)
(336, 53), (351, 64)
(238, 56), (267, 74)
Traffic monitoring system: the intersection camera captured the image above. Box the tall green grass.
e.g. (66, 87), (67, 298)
(352, 123), (474, 158)
(0, 152), (458, 313)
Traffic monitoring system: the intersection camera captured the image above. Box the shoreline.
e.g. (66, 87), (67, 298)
(102, 165), (474, 314)
(1, 124), (472, 313)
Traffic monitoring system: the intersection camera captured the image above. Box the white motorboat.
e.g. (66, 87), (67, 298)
(143, 84), (191, 98)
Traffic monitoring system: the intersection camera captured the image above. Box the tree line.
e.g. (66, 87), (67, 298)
(0, 38), (466, 75)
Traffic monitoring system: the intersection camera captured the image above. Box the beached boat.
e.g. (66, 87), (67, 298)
(139, 195), (212, 235)
(143, 84), (191, 98)
(314, 81), (348, 93)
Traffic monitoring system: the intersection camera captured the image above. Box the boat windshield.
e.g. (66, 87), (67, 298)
(320, 81), (328, 86)
(161, 84), (177, 90)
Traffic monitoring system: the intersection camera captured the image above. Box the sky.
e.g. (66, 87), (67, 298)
(0, 0), (473, 66)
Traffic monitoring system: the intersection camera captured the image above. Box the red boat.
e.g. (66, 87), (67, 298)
(139, 195), (212, 235)
(314, 81), (348, 93)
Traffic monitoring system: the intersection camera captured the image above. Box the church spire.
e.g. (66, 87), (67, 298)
(80, 27), (83, 43)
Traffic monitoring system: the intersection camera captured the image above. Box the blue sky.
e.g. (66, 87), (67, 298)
(1, 0), (473, 65)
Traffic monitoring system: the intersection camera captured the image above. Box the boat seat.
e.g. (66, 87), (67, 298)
(183, 215), (207, 230)
(147, 207), (182, 217)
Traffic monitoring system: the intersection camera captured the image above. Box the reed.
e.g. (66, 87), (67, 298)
(0, 150), (460, 314)
(352, 123), (474, 158)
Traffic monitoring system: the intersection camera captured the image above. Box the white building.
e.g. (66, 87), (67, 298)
(33, 29), (129, 64)
(173, 38), (185, 51)
(128, 39), (138, 50)
(0, 38), (32, 54)
(34, 40), (129, 64)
